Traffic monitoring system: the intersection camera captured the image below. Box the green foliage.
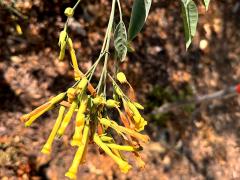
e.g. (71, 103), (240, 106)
(128, 0), (152, 41)
(114, 21), (128, 62)
(181, 0), (199, 49)
(127, 0), (209, 50)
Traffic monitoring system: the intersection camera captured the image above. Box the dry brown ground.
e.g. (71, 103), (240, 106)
(1, 0), (240, 179)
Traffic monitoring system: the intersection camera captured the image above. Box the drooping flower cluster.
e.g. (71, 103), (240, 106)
(21, 2), (149, 179)
(21, 71), (149, 179)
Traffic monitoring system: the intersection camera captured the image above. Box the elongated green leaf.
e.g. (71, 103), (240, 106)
(181, 0), (198, 49)
(203, 0), (210, 10)
(114, 21), (128, 62)
(128, 0), (152, 41)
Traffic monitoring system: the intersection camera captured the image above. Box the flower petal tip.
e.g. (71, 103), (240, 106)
(24, 122), (31, 127)
(65, 171), (77, 180)
(70, 140), (81, 147)
(41, 147), (51, 155)
(119, 163), (132, 173)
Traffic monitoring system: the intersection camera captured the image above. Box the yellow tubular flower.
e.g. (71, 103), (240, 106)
(67, 38), (82, 80)
(122, 99), (133, 117)
(93, 133), (132, 173)
(57, 100), (78, 136)
(127, 101), (141, 117)
(41, 106), (66, 154)
(133, 116), (147, 132)
(106, 143), (138, 152)
(80, 142), (88, 164)
(71, 123), (84, 146)
(65, 120), (90, 179)
(111, 148), (123, 159)
(78, 94), (88, 114)
(99, 135), (126, 159)
(49, 92), (67, 104)
(24, 105), (52, 127)
(21, 102), (51, 122)
(100, 118), (149, 143)
(59, 46), (66, 60)
(71, 114), (85, 146)
(103, 136), (126, 159)
(23, 92), (66, 126)
(114, 124), (149, 143)
(71, 94), (88, 146)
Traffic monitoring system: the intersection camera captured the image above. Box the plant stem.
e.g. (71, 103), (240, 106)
(97, 0), (116, 95)
(117, 0), (122, 21)
(73, 0), (82, 10)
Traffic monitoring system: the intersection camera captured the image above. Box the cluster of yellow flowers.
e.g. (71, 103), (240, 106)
(21, 4), (149, 180)
(21, 41), (149, 179)
(21, 71), (149, 179)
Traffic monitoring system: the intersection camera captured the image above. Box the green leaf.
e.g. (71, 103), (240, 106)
(114, 21), (128, 62)
(181, 0), (198, 49)
(128, 0), (152, 41)
(203, 0), (210, 10)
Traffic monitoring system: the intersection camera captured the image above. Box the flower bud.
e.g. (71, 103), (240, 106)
(114, 85), (123, 97)
(64, 7), (74, 17)
(106, 99), (120, 108)
(99, 118), (111, 127)
(67, 88), (77, 103)
(66, 121), (89, 179)
(92, 96), (105, 105)
(133, 102), (144, 110)
(58, 30), (68, 60)
(117, 72), (127, 84)
(58, 30), (68, 47)
(77, 77), (88, 91)
(127, 101), (141, 117)
(100, 135), (114, 142)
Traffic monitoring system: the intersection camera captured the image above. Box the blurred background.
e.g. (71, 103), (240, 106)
(1, 0), (240, 179)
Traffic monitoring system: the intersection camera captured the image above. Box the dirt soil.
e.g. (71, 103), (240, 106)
(1, 0), (240, 180)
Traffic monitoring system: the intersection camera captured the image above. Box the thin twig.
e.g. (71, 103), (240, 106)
(151, 85), (238, 114)
(0, 0), (27, 19)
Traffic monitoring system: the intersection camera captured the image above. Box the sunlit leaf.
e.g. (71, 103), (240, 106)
(114, 21), (128, 62)
(203, 0), (210, 10)
(181, 0), (198, 49)
(128, 0), (152, 41)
